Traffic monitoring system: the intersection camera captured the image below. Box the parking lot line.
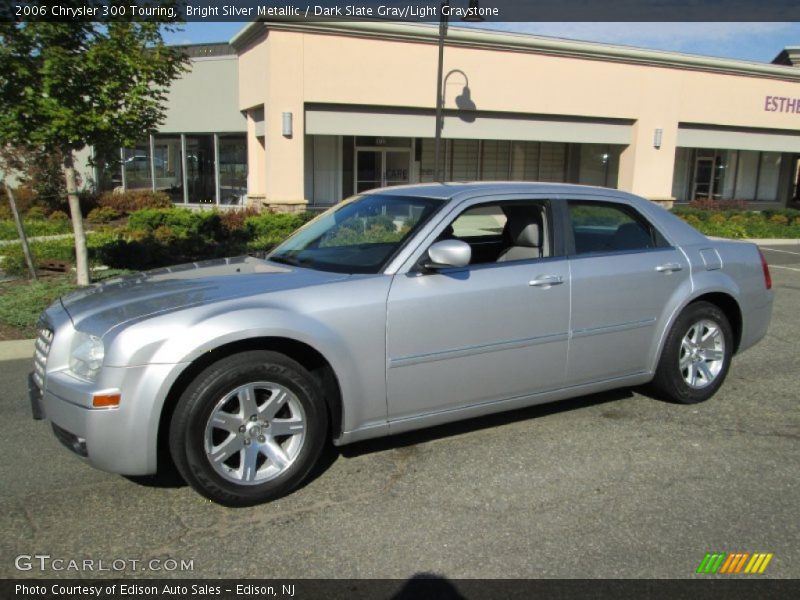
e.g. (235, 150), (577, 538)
(770, 265), (800, 272)
(760, 247), (800, 256)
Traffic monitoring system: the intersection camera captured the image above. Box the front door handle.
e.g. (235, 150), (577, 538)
(656, 263), (683, 273)
(529, 275), (564, 288)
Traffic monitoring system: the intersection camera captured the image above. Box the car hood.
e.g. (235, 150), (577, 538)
(58, 256), (350, 337)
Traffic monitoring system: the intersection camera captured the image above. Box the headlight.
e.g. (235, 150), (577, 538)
(69, 332), (105, 381)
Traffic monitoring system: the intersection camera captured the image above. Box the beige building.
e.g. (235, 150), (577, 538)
(97, 21), (800, 210)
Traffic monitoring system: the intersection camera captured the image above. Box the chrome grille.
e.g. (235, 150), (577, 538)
(32, 325), (53, 391)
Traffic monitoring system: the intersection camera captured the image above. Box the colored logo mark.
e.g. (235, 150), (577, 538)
(696, 552), (773, 574)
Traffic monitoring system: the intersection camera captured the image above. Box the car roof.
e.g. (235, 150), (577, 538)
(363, 181), (634, 201)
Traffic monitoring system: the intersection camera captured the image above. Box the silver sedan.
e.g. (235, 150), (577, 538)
(29, 183), (773, 505)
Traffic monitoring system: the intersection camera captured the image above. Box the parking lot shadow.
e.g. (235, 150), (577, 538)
(124, 388), (634, 495)
(338, 387), (633, 460)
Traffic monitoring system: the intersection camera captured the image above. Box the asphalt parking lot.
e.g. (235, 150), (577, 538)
(1, 245), (798, 580)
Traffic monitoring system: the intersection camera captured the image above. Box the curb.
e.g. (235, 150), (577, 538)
(746, 239), (800, 246)
(0, 339), (34, 362)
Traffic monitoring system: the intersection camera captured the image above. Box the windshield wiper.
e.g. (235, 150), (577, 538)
(269, 255), (310, 268)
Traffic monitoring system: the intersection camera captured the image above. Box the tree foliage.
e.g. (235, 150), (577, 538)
(0, 14), (188, 155)
(0, 10), (188, 283)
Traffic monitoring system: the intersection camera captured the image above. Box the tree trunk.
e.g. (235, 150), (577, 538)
(62, 151), (90, 285)
(3, 182), (38, 280)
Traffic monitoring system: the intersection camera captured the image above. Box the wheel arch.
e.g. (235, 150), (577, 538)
(652, 288), (744, 375)
(156, 337), (343, 474)
(690, 291), (743, 354)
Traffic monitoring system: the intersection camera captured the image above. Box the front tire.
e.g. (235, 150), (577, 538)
(169, 351), (328, 506)
(651, 302), (733, 404)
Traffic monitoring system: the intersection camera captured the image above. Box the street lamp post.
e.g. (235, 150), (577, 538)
(433, 0), (484, 182)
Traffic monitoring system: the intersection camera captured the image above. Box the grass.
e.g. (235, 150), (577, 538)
(0, 269), (132, 339)
(0, 218), (72, 240)
(0, 276), (78, 337)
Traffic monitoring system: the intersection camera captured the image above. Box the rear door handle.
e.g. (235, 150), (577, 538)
(529, 275), (564, 287)
(656, 263), (683, 273)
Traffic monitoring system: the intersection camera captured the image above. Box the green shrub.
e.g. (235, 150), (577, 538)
(98, 190), (172, 215)
(3, 185), (38, 216)
(2, 208), (317, 273)
(48, 210), (69, 221)
(26, 206), (47, 219)
(86, 206), (120, 223)
(244, 212), (315, 248)
(671, 207), (800, 239)
(0, 231), (123, 276)
(219, 207), (260, 233)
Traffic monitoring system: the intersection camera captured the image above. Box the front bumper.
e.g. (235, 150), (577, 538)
(33, 364), (184, 476)
(28, 372), (46, 420)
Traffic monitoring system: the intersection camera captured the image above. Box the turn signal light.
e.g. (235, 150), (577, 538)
(92, 393), (121, 408)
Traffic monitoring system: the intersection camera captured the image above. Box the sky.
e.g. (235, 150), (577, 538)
(162, 21), (800, 64)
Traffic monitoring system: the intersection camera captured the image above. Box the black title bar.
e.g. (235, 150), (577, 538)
(3, 0), (800, 22)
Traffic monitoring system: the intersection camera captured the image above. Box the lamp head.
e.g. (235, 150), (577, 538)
(461, 0), (486, 22)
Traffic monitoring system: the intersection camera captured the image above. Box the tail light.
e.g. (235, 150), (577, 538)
(758, 249), (772, 290)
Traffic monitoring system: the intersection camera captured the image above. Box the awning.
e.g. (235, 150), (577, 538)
(677, 125), (800, 153)
(305, 107), (632, 145)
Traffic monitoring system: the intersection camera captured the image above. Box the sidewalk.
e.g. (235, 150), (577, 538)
(0, 232), (81, 246)
(0, 339), (34, 362)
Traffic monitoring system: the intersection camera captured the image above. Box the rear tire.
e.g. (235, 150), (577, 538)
(169, 350), (327, 506)
(651, 302), (733, 404)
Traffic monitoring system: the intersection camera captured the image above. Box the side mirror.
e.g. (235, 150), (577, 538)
(424, 239), (471, 270)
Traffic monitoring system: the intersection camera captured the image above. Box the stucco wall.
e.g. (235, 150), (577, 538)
(237, 25), (800, 202)
(161, 57), (245, 133)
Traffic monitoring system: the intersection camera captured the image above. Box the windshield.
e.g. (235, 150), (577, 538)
(268, 194), (446, 274)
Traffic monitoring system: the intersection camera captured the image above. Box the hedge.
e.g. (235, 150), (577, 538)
(671, 207), (800, 239)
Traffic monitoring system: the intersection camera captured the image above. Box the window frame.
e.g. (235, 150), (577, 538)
(408, 196), (562, 274)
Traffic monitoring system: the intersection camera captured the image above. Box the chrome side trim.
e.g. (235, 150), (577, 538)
(571, 318), (656, 339)
(389, 331), (569, 368)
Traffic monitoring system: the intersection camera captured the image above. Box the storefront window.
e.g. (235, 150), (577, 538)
(152, 136), (183, 203)
(479, 140), (511, 180)
(577, 144), (622, 188)
(123, 143), (152, 190)
(186, 135), (215, 204)
(716, 150), (738, 199)
(674, 148), (790, 204)
(449, 139), (479, 181)
(219, 135), (247, 205)
(756, 152), (782, 202)
(539, 142), (567, 182)
(510, 141), (539, 180)
(94, 147), (122, 192)
(734, 150), (758, 201)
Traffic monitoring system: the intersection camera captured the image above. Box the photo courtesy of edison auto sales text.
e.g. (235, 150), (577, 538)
(15, 584), (296, 597)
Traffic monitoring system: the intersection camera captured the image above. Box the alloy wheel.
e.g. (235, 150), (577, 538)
(679, 319), (726, 389)
(203, 382), (306, 484)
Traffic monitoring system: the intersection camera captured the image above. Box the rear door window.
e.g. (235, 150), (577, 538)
(568, 201), (658, 255)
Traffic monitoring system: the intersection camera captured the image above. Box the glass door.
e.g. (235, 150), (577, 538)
(692, 156), (714, 200)
(355, 148), (410, 193)
(356, 150), (382, 193)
